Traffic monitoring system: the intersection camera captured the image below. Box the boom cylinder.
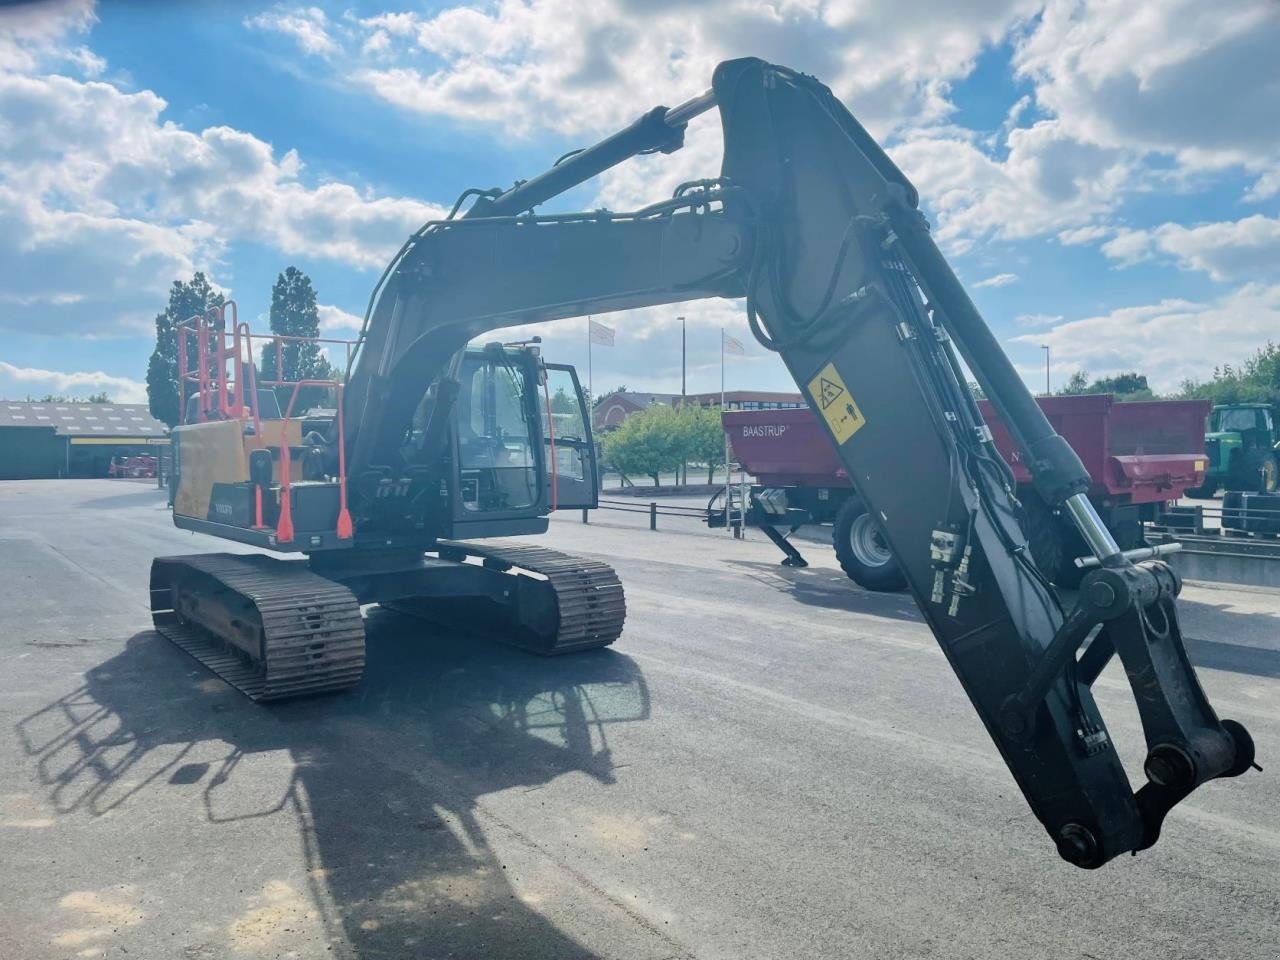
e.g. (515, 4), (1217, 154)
(469, 92), (716, 219)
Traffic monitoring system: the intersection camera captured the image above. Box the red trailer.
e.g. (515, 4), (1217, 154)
(722, 394), (1209, 588)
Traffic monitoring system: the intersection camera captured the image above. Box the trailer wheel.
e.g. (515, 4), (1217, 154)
(833, 498), (907, 592)
(1021, 496), (1087, 589)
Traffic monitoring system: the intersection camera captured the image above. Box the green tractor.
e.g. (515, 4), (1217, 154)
(1186, 403), (1280, 497)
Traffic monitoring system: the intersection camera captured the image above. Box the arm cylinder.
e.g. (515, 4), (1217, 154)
(888, 207), (1094, 509)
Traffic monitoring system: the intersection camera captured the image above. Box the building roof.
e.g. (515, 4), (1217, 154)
(0, 401), (167, 438)
(596, 389), (804, 406)
(688, 390), (805, 403)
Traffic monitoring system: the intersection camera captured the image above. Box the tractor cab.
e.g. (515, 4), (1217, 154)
(1194, 403), (1279, 495)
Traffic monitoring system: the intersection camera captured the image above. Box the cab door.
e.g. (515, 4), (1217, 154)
(542, 364), (598, 509)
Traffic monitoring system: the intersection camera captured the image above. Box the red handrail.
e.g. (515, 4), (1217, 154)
(174, 311), (356, 545)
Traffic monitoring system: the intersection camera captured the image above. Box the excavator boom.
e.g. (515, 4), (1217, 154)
(335, 58), (1254, 867)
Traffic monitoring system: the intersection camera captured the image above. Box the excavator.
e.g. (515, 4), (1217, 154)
(153, 58), (1255, 868)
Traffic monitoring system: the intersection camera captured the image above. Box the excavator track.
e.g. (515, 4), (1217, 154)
(431, 540), (626, 654)
(150, 554), (365, 702)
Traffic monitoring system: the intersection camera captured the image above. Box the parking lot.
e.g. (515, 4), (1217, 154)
(2, 480), (1278, 959)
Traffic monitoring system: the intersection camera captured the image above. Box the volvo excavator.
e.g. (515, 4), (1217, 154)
(153, 58), (1256, 868)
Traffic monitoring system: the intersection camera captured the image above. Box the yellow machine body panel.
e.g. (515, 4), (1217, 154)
(244, 420), (303, 483)
(174, 420), (249, 520)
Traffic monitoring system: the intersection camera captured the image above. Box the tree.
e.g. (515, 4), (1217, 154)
(1057, 371), (1090, 395)
(23, 392), (112, 403)
(1057, 370), (1154, 401)
(146, 272), (225, 427)
(550, 386), (577, 414)
(260, 267), (335, 413)
(678, 405), (728, 483)
(602, 403), (685, 485)
(1180, 342), (1280, 408)
(599, 403), (729, 486)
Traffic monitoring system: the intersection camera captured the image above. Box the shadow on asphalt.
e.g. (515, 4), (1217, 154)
(724, 559), (923, 622)
(1175, 596), (1280, 679)
(16, 608), (650, 959)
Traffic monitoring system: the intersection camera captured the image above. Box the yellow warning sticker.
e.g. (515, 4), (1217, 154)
(807, 363), (866, 445)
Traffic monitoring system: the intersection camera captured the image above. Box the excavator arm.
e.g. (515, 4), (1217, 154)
(342, 58), (1255, 867)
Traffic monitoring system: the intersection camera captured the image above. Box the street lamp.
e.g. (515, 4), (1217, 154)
(1041, 344), (1050, 395)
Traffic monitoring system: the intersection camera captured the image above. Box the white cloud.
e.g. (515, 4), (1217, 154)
(317, 302), (363, 333)
(0, 360), (147, 403)
(0, 68), (445, 335)
(252, 0), (1273, 259)
(975, 272), (1018, 288)
(888, 119), (1134, 252)
(1014, 0), (1280, 183)
(1100, 214), (1280, 281)
(1011, 283), (1280, 390)
(0, 187), (215, 335)
(0, 0), (96, 74)
(343, 0), (1038, 139)
(1014, 312), (1063, 327)
(245, 6), (338, 57)
(1057, 224), (1109, 246)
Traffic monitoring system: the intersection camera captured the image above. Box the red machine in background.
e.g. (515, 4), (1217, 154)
(721, 394), (1209, 588)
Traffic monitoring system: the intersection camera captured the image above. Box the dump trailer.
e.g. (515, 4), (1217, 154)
(150, 57), (1254, 867)
(720, 394), (1209, 588)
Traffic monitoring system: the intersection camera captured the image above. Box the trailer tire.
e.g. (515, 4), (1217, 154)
(1020, 495), (1089, 589)
(833, 498), (907, 592)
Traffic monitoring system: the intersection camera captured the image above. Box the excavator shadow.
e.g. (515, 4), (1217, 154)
(16, 609), (651, 959)
(725, 558), (923, 622)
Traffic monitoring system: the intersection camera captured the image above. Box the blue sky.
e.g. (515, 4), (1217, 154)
(1, 0), (1277, 403)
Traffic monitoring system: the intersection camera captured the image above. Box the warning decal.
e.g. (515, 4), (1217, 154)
(807, 363), (866, 445)
(818, 376), (844, 409)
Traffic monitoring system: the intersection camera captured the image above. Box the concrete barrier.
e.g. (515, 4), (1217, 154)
(790, 522), (1280, 590)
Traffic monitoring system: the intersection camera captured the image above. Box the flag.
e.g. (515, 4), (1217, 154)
(589, 318), (615, 347)
(724, 333), (745, 356)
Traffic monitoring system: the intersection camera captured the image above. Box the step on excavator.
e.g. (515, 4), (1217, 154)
(154, 58), (1256, 868)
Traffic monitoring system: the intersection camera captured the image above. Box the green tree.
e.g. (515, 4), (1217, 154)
(1180, 342), (1280, 408)
(145, 272), (225, 427)
(24, 392), (112, 403)
(260, 267), (335, 413)
(602, 403), (684, 486)
(1057, 370), (1154, 401)
(550, 386), (576, 414)
(1057, 371), (1090, 395)
(678, 405), (728, 483)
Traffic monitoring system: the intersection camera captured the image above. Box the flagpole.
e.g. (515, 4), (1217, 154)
(722, 328), (731, 536)
(587, 315), (593, 402)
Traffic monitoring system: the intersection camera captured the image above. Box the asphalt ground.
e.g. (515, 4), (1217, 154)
(1, 479), (1277, 960)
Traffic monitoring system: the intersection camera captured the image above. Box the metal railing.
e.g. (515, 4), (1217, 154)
(175, 301), (354, 545)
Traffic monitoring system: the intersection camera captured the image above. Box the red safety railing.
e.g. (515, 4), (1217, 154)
(176, 301), (353, 545)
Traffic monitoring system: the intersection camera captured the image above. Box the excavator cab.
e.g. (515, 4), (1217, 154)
(441, 344), (599, 535)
